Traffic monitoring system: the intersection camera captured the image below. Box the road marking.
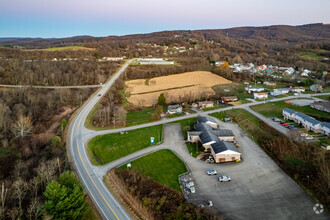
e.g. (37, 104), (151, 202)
(77, 108), (120, 220)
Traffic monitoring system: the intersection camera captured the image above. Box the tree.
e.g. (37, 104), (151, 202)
(44, 171), (87, 219)
(59, 119), (67, 136)
(13, 178), (27, 218)
(157, 93), (166, 106)
(12, 115), (33, 139)
(50, 136), (62, 149)
(151, 105), (163, 121)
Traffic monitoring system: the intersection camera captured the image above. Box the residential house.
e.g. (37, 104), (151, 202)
(254, 93), (268, 100)
(221, 96), (238, 103)
(283, 108), (297, 120)
(263, 81), (276, 86)
(320, 122), (330, 136)
(301, 69), (311, 77)
(310, 101), (330, 113)
(197, 116), (218, 129)
(271, 88), (290, 96)
(167, 104), (182, 115)
(191, 103), (198, 108)
(283, 67), (294, 76)
(290, 86), (305, 93)
(310, 84), (323, 92)
(245, 86), (265, 93)
(211, 142), (241, 163)
(198, 101), (214, 109)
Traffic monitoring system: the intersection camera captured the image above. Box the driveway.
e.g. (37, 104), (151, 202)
(96, 123), (325, 220)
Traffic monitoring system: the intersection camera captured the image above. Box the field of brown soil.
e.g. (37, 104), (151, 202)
(125, 71), (232, 106)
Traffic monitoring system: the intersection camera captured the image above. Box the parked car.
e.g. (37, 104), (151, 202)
(206, 169), (218, 175)
(190, 186), (196, 193)
(218, 176), (231, 182)
(282, 123), (289, 126)
(305, 136), (313, 140)
(300, 132), (308, 137)
(98, 94), (101, 96)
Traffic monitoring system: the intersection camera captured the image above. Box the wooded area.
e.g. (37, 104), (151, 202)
(0, 87), (94, 219)
(106, 169), (223, 220)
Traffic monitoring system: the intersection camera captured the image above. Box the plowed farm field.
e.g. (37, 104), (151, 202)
(125, 71), (232, 106)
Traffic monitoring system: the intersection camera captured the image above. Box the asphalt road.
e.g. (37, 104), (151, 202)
(0, 84), (101, 89)
(68, 60), (133, 220)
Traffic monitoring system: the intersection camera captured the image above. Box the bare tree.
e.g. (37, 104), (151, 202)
(13, 178), (27, 218)
(29, 177), (40, 200)
(27, 198), (44, 220)
(0, 182), (8, 220)
(6, 207), (19, 220)
(35, 160), (57, 186)
(12, 115), (33, 139)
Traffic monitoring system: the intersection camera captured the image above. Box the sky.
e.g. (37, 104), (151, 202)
(0, 0), (329, 38)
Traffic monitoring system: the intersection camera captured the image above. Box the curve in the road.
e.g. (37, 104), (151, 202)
(68, 60), (133, 220)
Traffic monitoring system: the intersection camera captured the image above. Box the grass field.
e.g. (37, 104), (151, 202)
(119, 149), (187, 191)
(201, 103), (228, 112)
(186, 142), (205, 158)
(88, 125), (163, 165)
(126, 108), (158, 126)
(295, 50), (325, 60)
(315, 95), (330, 101)
(29, 46), (94, 51)
(211, 109), (278, 144)
(250, 100), (330, 120)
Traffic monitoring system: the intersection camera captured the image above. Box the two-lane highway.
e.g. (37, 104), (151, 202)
(68, 60), (133, 220)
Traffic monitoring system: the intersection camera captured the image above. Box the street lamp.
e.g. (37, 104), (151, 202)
(307, 175), (310, 189)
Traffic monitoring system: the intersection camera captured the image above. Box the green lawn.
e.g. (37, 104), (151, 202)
(29, 46), (94, 51)
(211, 109), (277, 143)
(126, 108), (158, 126)
(201, 103), (228, 112)
(315, 95), (330, 101)
(85, 106), (159, 130)
(186, 142), (205, 158)
(296, 50), (325, 60)
(250, 100), (330, 120)
(88, 125), (163, 165)
(119, 149), (187, 191)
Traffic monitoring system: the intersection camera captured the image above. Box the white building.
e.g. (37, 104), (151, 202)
(284, 67), (294, 75)
(290, 87), (305, 93)
(301, 69), (311, 77)
(273, 88), (290, 94)
(320, 122), (330, 136)
(254, 93), (268, 100)
(245, 86), (265, 93)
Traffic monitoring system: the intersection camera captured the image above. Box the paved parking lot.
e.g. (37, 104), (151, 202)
(165, 120), (326, 220)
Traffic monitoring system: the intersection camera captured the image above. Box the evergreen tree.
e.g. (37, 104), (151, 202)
(158, 93), (166, 106)
(44, 171), (87, 219)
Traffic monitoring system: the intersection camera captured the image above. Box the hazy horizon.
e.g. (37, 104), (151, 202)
(1, 0), (329, 38)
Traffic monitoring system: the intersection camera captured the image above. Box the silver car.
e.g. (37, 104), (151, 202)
(206, 169), (218, 175)
(218, 176), (231, 182)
